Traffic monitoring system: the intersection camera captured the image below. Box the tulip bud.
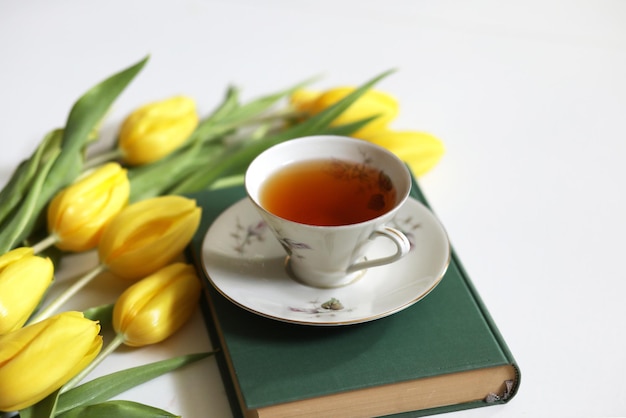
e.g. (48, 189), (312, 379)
(0, 312), (102, 411)
(289, 89), (321, 114)
(292, 87), (399, 137)
(360, 130), (445, 176)
(118, 96), (199, 165)
(0, 247), (54, 335)
(113, 262), (201, 347)
(47, 162), (130, 252)
(98, 195), (201, 281)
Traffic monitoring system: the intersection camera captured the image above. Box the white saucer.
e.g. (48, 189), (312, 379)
(200, 197), (451, 326)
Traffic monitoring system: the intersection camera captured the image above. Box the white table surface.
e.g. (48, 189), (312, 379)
(2, 1), (625, 417)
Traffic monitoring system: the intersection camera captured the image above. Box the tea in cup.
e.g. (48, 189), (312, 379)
(245, 135), (412, 288)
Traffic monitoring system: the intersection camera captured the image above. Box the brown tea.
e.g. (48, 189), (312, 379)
(260, 159), (397, 226)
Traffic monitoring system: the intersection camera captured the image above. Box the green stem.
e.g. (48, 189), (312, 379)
(83, 148), (123, 170)
(31, 233), (59, 254)
(28, 264), (107, 324)
(61, 332), (125, 393)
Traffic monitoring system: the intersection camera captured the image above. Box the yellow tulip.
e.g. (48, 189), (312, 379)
(360, 130), (445, 176)
(0, 312), (102, 411)
(98, 195), (201, 281)
(46, 162), (130, 252)
(291, 87), (399, 137)
(0, 247), (54, 335)
(289, 89), (321, 114)
(113, 262), (201, 347)
(118, 96), (199, 165)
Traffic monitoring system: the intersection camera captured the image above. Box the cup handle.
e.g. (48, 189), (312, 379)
(346, 226), (411, 274)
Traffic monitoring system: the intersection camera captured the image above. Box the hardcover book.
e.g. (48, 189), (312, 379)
(187, 178), (520, 417)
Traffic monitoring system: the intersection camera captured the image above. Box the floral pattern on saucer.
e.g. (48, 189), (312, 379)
(201, 197), (451, 326)
(288, 298), (353, 320)
(231, 218), (268, 255)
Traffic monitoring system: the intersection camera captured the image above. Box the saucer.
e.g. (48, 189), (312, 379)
(200, 197), (451, 326)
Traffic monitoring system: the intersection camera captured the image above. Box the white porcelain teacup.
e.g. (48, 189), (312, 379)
(245, 135), (412, 288)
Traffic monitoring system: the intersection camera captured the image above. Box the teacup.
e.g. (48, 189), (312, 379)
(245, 135), (412, 288)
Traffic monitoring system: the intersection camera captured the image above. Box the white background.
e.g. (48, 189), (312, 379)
(1, 1), (625, 417)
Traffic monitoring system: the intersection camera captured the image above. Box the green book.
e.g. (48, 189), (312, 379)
(187, 178), (521, 417)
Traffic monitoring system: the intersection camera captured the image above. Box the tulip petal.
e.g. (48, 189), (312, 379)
(119, 96), (199, 165)
(308, 87), (399, 137)
(290, 89), (321, 114)
(362, 130), (445, 176)
(0, 248), (54, 335)
(0, 312), (102, 411)
(113, 263), (201, 346)
(47, 162), (130, 252)
(98, 196), (201, 280)
(0, 247), (33, 268)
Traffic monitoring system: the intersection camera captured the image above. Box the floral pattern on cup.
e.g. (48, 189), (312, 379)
(231, 211), (421, 257)
(232, 218), (268, 254)
(276, 236), (312, 259)
(230, 216), (314, 259)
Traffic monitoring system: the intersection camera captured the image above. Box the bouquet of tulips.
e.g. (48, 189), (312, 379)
(0, 56), (444, 417)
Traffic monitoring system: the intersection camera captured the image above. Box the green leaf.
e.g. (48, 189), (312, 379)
(208, 85), (242, 122)
(187, 76), (317, 145)
(56, 400), (178, 418)
(59, 56), (149, 169)
(278, 68), (396, 137)
(168, 69), (395, 193)
(128, 76), (319, 199)
(127, 140), (223, 202)
(44, 55), (149, 194)
(214, 75), (317, 127)
(0, 146), (61, 253)
(54, 352), (214, 415)
(156, 145), (231, 196)
(82, 304), (114, 330)
(10, 56), (150, 248)
(186, 85), (241, 144)
(318, 115), (380, 136)
(0, 128), (62, 224)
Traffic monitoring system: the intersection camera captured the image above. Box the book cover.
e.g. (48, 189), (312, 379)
(187, 178), (520, 417)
